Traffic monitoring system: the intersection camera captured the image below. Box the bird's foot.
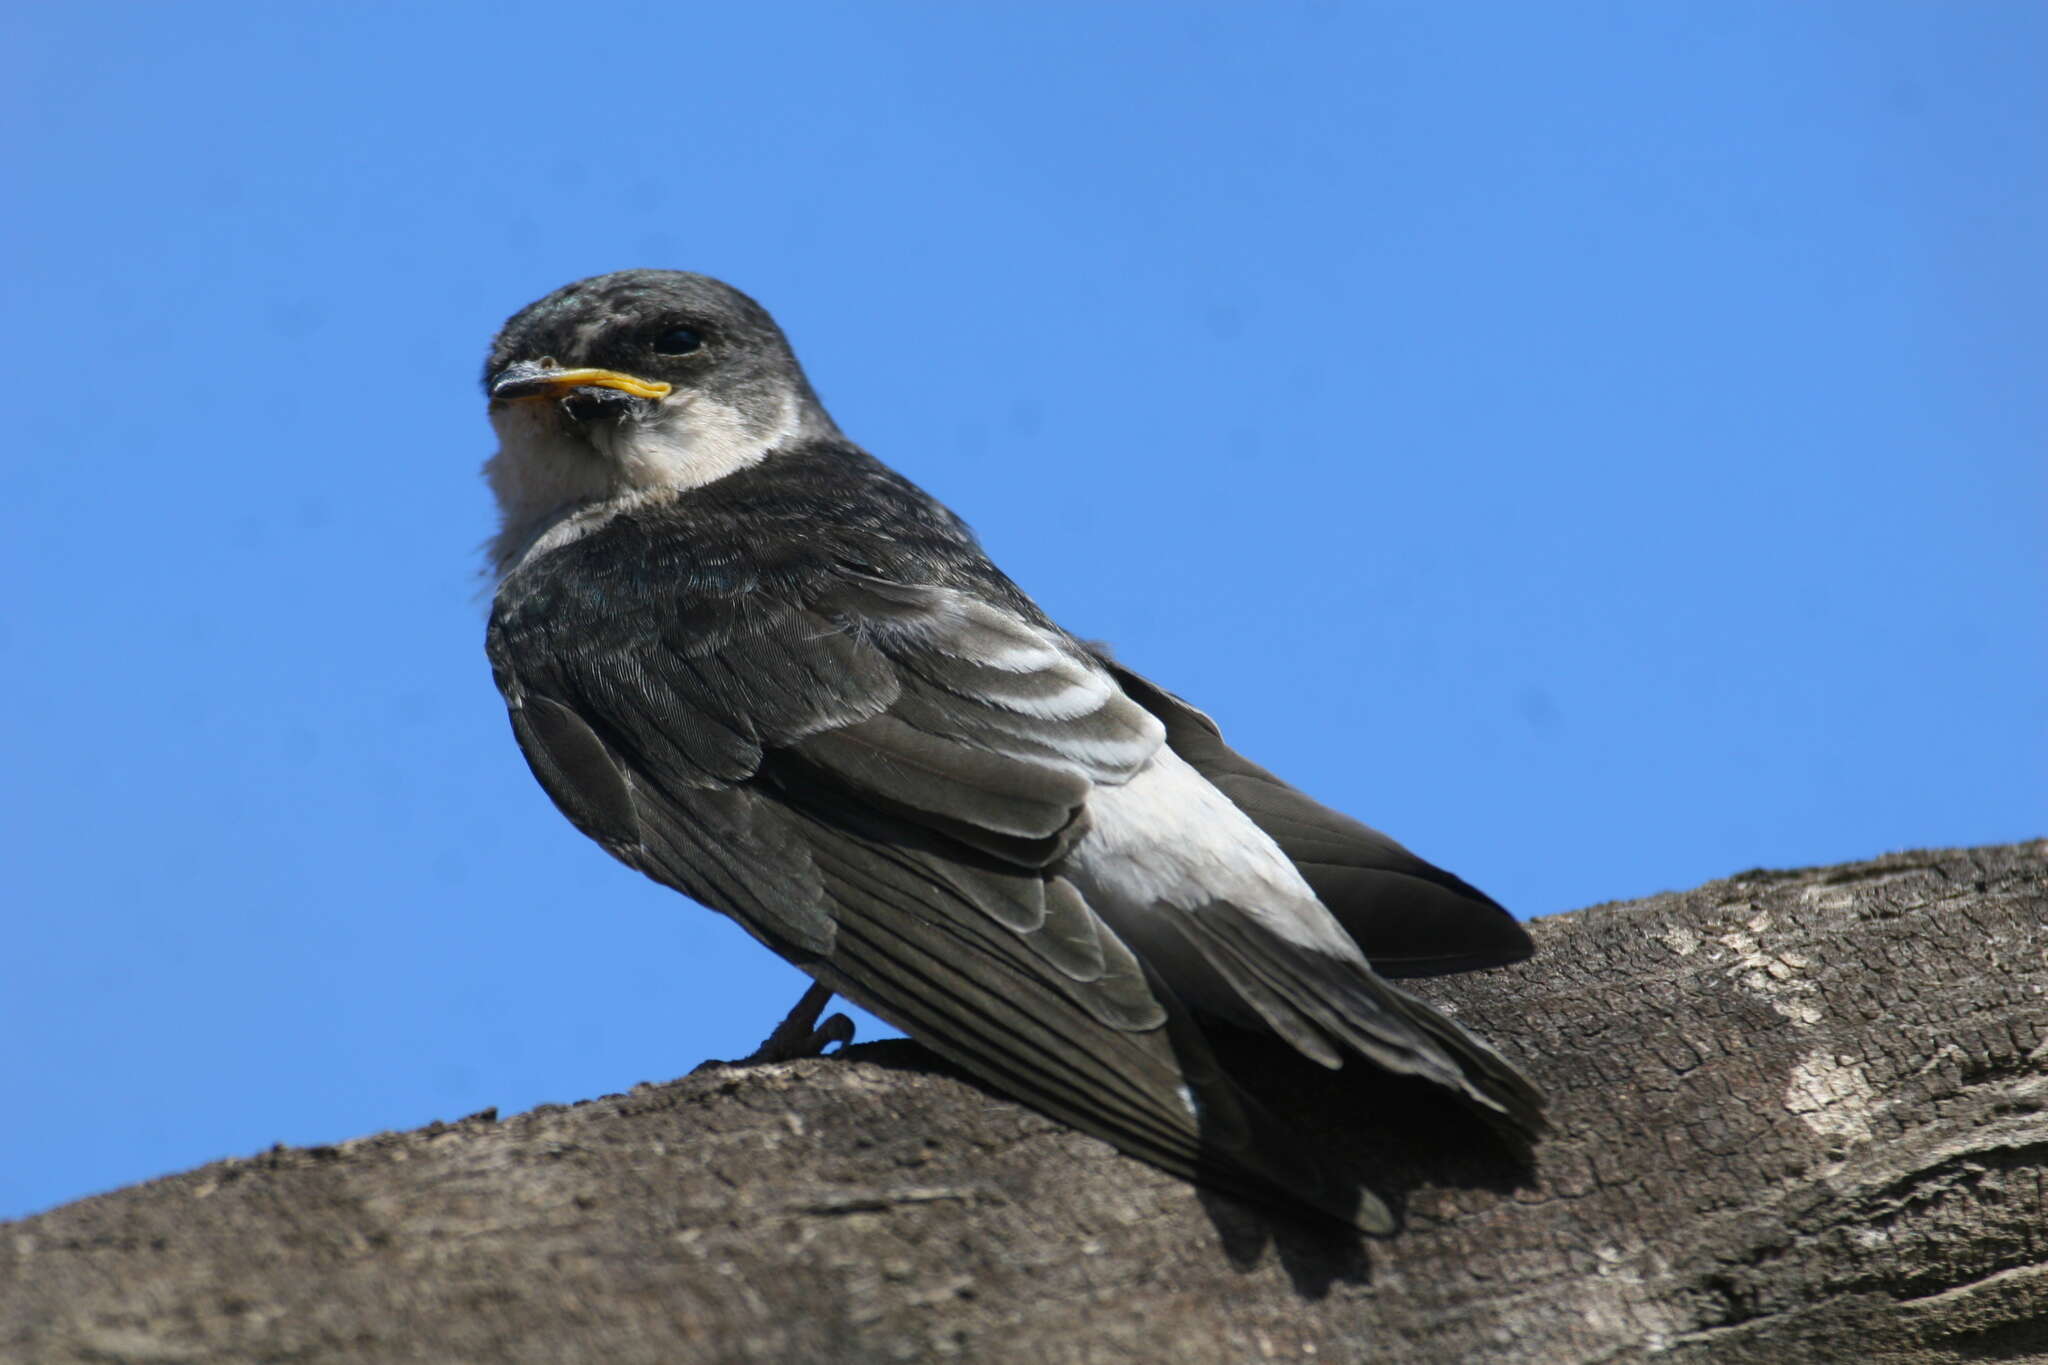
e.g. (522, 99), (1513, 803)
(709, 981), (855, 1068)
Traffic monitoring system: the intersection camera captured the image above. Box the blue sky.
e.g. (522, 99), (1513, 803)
(4, 2), (2041, 1221)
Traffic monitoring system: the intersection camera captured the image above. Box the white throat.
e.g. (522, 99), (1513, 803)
(485, 391), (802, 579)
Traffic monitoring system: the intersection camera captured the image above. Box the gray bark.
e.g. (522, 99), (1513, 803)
(5, 841), (2045, 1364)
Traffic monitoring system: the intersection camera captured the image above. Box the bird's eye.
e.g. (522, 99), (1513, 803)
(650, 325), (704, 355)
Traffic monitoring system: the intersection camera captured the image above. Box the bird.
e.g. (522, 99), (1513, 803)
(479, 269), (1544, 1233)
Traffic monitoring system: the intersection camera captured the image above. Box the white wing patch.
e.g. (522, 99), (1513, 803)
(861, 587), (1165, 783)
(831, 576), (1366, 974)
(956, 633), (1065, 675)
(983, 665), (1116, 721)
(1068, 746), (1365, 960)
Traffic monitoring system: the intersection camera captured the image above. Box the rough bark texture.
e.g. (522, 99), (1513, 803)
(5, 842), (2045, 1364)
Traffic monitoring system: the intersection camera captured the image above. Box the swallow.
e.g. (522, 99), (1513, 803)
(480, 270), (1543, 1231)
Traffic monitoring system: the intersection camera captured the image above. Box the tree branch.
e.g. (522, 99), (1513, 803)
(6, 841), (2045, 1363)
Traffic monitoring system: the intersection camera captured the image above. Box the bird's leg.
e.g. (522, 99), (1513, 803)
(733, 981), (855, 1065)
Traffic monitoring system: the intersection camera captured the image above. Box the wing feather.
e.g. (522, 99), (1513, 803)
(490, 541), (1527, 1229)
(1103, 660), (1536, 977)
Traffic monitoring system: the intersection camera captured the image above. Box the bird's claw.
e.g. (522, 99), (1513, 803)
(717, 981), (855, 1067)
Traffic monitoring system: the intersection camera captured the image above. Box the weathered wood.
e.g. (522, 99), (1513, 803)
(5, 842), (2044, 1364)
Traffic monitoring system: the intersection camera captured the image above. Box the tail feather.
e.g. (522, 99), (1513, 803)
(1174, 901), (1547, 1137)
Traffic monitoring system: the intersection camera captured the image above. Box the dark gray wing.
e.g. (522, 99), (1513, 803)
(489, 553), (1388, 1230)
(1102, 661), (1536, 978)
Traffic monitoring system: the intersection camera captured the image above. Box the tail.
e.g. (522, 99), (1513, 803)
(1173, 901), (1547, 1137)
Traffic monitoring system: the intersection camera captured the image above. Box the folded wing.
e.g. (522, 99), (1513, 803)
(1102, 661), (1536, 978)
(489, 554), (1397, 1228)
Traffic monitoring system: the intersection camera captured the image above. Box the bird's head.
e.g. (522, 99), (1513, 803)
(482, 270), (834, 573)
